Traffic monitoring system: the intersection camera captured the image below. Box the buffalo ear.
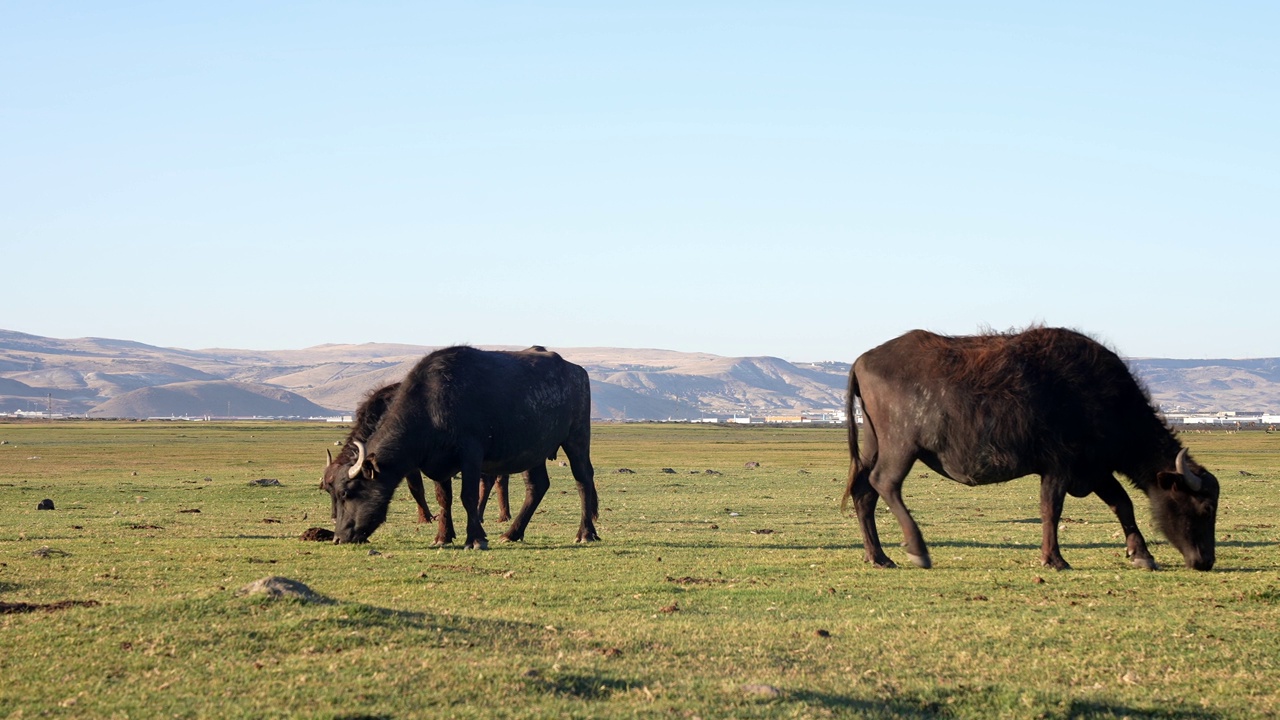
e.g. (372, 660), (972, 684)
(349, 455), (381, 482)
(1155, 469), (1206, 494)
(1154, 471), (1181, 493)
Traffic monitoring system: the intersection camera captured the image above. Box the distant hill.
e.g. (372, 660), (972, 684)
(1, 329), (1277, 419)
(1127, 358), (1280, 413)
(89, 381), (334, 419)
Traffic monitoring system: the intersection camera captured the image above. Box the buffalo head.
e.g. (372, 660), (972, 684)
(321, 441), (393, 544)
(1149, 449), (1219, 571)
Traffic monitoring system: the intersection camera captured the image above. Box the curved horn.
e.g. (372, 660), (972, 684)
(1175, 448), (1203, 492)
(326, 449), (333, 466)
(347, 440), (366, 480)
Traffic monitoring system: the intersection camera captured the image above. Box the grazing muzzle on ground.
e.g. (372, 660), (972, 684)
(324, 457), (394, 545)
(1151, 453), (1219, 571)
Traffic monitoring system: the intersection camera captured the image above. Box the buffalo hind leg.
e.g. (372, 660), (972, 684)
(563, 436), (600, 542)
(1093, 474), (1157, 570)
(1038, 476), (1071, 570)
(494, 474), (511, 523)
(478, 474), (511, 524)
(502, 465), (551, 543)
(477, 473), (497, 523)
(849, 466), (895, 568)
(477, 474), (512, 524)
(405, 470), (434, 524)
(432, 477), (456, 546)
(868, 451), (930, 568)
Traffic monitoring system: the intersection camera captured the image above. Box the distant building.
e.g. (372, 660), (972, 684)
(1171, 411), (1274, 426)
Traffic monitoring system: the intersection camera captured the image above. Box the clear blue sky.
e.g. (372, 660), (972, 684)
(4, 3), (1277, 360)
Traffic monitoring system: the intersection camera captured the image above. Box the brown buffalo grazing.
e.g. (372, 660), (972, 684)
(844, 327), (1219, 571)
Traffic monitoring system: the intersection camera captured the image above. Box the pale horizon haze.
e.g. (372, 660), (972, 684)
(3, 4), (1277, 362)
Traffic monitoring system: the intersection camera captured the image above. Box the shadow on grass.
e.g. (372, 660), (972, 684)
(789, 688), (1222, 720)
(529, 672), (639, 700)
(324, 601), (557, 649)
(928, 539), (1123, 551)
(927, 537), (1280, 558)
(1217, 538), (1280, 549)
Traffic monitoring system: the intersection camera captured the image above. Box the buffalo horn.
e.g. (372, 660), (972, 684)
(1175, 448), (1202, 491)
(326, 449), (333, 466)
(347, 440), (367, 480)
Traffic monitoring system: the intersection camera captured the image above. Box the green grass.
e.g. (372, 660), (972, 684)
(1, 421), (1278, 719)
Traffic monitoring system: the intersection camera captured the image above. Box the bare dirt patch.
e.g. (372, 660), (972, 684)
(299, 527), (335, 542)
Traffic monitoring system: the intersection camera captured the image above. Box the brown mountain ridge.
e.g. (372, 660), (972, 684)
(1, 330), (1275, 419)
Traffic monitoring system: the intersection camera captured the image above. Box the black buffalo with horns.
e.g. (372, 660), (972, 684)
(322, 382), (510, 546)
(843, 327), (1219, 571)
(323, 345), (599, 548)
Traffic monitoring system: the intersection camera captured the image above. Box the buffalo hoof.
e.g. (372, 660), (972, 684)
(870, 557), (897, 569)
(576, 532), (601, 543)
(464, 538), (489, 551)
(1043, 558), (1072, 571)
(1130, 555), (1158, 571)
(907, 553), (932, 569)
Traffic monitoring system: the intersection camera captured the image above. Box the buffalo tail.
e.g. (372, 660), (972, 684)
(841, 370), (862, 515)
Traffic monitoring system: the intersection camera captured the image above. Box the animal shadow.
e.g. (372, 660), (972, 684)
(788, 688), (1222, 719)
(528, 672), (638, 700)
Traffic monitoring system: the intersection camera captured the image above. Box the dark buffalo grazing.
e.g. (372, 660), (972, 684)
(324, 383), (435, 524)
(324, 345), (598, 548)
(322, 382), (512, 546)
(843, 327), (1219, 571)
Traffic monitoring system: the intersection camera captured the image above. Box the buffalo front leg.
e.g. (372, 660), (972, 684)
(501, 465), (551, 543)
(432, 477), (456, 546)
(1093, 474), (1157, 570)
(405, 470), (434, 524)
(459, 465), (488, 550)
(1039, 477), (1071, 570)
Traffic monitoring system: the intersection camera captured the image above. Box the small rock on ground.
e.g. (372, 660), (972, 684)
(237, 576), (332, 604)
(741, 684), (781, 698)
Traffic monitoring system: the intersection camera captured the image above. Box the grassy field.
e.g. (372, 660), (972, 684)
(1, 421), (1277, 719)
